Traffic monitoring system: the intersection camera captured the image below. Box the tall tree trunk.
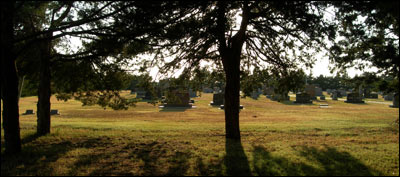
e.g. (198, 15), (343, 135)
(223, 52), (241, 140)
(217, 2), (250, 141)
(37, 35), (52, 136)
(1, 1), (22, 154)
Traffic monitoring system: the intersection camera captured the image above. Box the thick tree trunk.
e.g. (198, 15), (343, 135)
(37, 36), (52, 136)
(222, 50), (242, 140)
(1, 1), (22, 154)
(217, 3), (250, 141)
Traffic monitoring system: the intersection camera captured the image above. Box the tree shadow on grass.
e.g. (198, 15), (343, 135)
(279, 100), (316, 106)
(252, 145), (381, 176)
(158, 107), (192, 112)
(66, 140), (192, 176)
(224, 139), (252, 176)
(1, 140), (74, 176)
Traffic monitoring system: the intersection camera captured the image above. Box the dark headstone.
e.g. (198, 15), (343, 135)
(390, 93), (399, 108)
(136, 91), (146, 99)
(23, 109), (35, 115)
(251, 91), (260, 99)
(50, 109), (60, 115)
(294, 92), (313, 104)
(384, 93), (394, 101)
(305, 85), (317, 100)
(315, 87), (323, 96)
(320, 95), (326, 100)
(338, 89), (347, 97)
(332, 92), (338, 101)
(163, 90), (192, 107)
(345, 93), (365, 103)
(189, 89), (197, 98)
(210, 92), (225, 106)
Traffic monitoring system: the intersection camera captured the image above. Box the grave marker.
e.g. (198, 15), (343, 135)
(163, 90), (192, 107)
(294, 92), (313, 104)
(210, 92), (225, 106)
(390, 93), (399, 108)
(345, 92), (365, 103)
(50, 109), (60, 115)
(23, 109), (34, 115)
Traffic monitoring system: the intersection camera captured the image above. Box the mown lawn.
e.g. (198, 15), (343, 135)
(1, 91), (399, 176)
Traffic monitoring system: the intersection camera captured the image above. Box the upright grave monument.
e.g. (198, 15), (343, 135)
(305, 85), (317, 100)
(390, 93), (399, 108)
(345, 92), (365, 103)
(294, 92), (313, 104)
(210, 92), (225, 106)
(162, 89), (192, 108)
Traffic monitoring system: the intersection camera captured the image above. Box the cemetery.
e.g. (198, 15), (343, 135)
(1, 1), (398, 176)
(3, 90), (398, 176)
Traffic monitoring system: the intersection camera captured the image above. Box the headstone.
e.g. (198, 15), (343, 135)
(163, 90), (192, 107)
(189, 89), (197, 98)
(210, 92), (225, 106)
(203, 87), (213, 93)
(358, 85), (364, 98)
(327, 89), (332, 95)
(332, 92), (338, 100)
(294, 92), (313, 104)
(50, 109), (60, 115)
(320, 95), (326, 100)
(136, 90), (147, 99)
(264, 87), (275, 96)
(345, 92), (365, 103)
(251, 91), (260, 99)
(338, 89), (347, 97)
(315, 87), (323, 96)
(390, 93), (399, 108)
(384, 93), (394, 101)
(271, 94), (289, 102)
(23, 109), (35, 115)
(305, 85), (317, 100)
(366, 93), (378, 99)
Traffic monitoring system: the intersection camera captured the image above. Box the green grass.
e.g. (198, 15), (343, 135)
(1, 91), (399, 176)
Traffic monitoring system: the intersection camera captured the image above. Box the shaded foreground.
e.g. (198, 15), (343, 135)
(1, 91), (399, 176)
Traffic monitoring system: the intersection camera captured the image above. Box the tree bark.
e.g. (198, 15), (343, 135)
(1, 1), (22, 154)
(37, 34), (52, 136)
(218, 3), (250, 141)
(222, 52), (241, 140)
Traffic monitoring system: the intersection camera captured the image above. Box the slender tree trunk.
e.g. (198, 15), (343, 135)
(1, 1), (22, 154)
(37, 35), (52, 136)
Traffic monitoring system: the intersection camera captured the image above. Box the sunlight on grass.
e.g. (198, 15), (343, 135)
(1, 91), (399, 176)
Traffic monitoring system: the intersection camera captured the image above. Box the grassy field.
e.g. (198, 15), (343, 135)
(1, 91), (399, 176)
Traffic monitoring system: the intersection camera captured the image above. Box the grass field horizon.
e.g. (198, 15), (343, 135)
(1, 91), (399, 176)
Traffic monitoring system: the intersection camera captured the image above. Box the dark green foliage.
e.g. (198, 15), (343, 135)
(329, 2), (399, 80)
